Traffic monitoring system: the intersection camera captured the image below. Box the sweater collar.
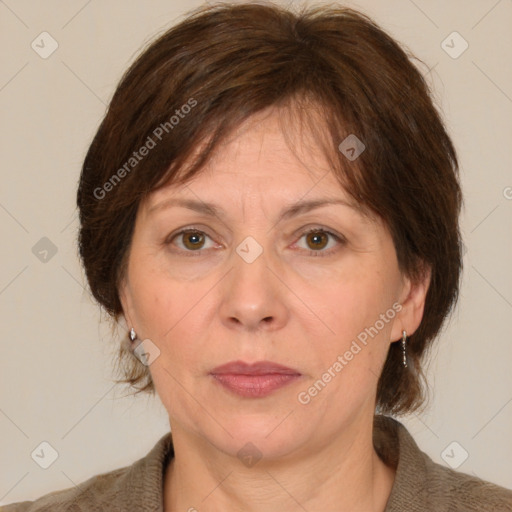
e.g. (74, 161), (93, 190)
(126, 415), (428, 511)
(120, 430), (174, 511)
(374, 415), (429, 511)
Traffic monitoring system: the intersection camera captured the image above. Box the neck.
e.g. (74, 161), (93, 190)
(163, 416), (395, 512)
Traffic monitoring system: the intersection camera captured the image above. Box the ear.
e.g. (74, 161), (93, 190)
(390, 264), (432, 342)
(118, 276), (135, 331)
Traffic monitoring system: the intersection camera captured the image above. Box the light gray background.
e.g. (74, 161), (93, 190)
(1, 0), (511, 505)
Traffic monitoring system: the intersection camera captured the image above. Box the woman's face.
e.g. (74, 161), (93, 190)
(120, 109), (429, 459)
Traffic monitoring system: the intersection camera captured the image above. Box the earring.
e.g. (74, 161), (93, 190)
(401, 330), (408, 368)
(129, 327), (137, 342)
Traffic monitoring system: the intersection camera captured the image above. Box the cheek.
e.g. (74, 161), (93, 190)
(305, 259), (396, 341)
(300, 261), (397, 390)
(127, 247), (185, 335)
(128, 271), (210, 414)
(127, 256), (217, 374)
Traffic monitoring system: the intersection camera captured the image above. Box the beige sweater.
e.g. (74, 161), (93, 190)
(3, 415), (512, 511)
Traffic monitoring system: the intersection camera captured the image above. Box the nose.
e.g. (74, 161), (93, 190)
(219, 243), (289, 333)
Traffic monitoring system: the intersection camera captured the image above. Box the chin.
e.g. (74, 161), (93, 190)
(204, 411), (309, 462)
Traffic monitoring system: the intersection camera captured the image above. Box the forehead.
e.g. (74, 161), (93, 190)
(136, 109), (387, 243)
(144, 113), (378, 229)
(207, 108), (332, 179)
(149, 108), (351, 207)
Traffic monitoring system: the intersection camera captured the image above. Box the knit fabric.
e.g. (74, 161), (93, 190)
(3, 415), (511, 511)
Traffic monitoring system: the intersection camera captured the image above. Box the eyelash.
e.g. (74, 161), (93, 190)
(166, 226), (346, 258)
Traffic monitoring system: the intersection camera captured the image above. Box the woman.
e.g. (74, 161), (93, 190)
(4, 2), (511, 511)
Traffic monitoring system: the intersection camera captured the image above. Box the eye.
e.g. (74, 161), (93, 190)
(167, 228), (218, 256)
(294, 227), (346, 257)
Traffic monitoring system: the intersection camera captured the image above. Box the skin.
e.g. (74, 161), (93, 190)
(120, 107), (431, 512)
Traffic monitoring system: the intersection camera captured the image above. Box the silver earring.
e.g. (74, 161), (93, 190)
(129, 328), (137, 342)
(401, 330), (408, 368)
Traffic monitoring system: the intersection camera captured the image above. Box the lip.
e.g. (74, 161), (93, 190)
(210, 360), (302, 398)
(211, 360), (300, 375)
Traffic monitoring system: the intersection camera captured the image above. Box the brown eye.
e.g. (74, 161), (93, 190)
(166, 228), (217, 255)
(181, 230), (206, 250)
(295, 227), (346, 257)
(305, 231), (329, 251)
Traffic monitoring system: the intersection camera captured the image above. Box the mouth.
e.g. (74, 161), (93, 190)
(209, 360), (302, 398)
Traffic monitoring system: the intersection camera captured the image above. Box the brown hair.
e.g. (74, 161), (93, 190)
(77, 1), (463, 415)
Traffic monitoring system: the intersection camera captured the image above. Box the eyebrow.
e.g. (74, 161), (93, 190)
(148, 197), (367, 223)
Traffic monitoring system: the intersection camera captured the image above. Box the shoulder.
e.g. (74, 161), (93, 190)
(1, 431), (174, 512)
(421, 453), (512, 511)
(374, 415), (512, 512)
(1, 465), (129, 512)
